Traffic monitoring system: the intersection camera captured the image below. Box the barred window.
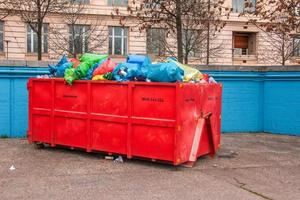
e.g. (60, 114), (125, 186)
(27, 24), (48, 53)
(146, 28), (166, 56)
(69, 25), (90, 55)
(109, 26), (128, 55)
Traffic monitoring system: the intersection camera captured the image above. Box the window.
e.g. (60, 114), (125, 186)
(144, 0), (163, 9)
(293, 38), (300, 57)
(107, 0), (128, 6)
(69, 25), (90, 55)
(0, 21), (3, 52)
(232, 0), (256, 13)
(147, 28), (165, 56)
(27, 24), (48, 53)
(109, 26), (128, 55)
(182, 29), (200, 57)
(295, 2), (300, 16)
(71, 0), (90, 3)
(233, 32), (257, 56)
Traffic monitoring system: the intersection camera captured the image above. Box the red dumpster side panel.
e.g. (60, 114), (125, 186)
(32, 81), (51, 109)
(91, 83), (128, 116)
(91, 121), (127, 154)
(175, 84), (199, 164)
(54, 117), (87, 148)
(131, 125), (174, 161)
(32, 115), (51, 143)
(55, 82), (88, 112)
(132, 85), (176, 120)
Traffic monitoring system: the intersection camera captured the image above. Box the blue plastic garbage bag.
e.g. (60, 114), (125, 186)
(127, 55), (151, 67)
(112, 63), (148, 81)
(56, 62), (73, 77)
(48, 55), (72, 77)
(147, 62), (184, 82)
(48, 65), (56, 75)
(82, 59), (107, 80)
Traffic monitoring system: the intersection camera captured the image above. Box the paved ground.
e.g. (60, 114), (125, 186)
(0, 133), (299, 200)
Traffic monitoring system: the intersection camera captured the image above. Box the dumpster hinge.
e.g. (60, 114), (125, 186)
(27, 80), (32, 90)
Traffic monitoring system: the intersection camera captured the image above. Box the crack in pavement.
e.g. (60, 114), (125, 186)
(233, 177), (273, 200)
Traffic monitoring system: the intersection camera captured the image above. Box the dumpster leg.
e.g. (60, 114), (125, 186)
(183, 113), (212, 168)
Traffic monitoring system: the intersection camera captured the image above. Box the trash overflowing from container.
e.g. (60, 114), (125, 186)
(47, 53), (217, 85)
(29, 53), (221, 167)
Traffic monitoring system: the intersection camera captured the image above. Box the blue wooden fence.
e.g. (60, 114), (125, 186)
(0, 67), (49, 138)
(1, 67), (300, 137)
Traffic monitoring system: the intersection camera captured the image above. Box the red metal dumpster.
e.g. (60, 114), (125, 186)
(27, 78), (222, 166)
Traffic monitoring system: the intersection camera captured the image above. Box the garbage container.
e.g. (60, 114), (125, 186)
(27, 78), (222, 166)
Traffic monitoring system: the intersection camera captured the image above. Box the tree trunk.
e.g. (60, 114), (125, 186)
(282, 36), (285, 66)
(206, 0), (211, 66)
(37, 22), (43, 61)
(175, 0), (183, 63)
(184, 53), (188, 64)
(37, 0), (42, 61)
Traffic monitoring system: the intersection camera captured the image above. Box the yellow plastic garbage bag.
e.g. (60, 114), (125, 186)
(92, 75), (106, 81)
(92, 72), (113, 81)
(167, 57), (203, 82)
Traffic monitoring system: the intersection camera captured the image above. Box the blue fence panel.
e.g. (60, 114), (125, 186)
(13, 78), (30, 137)
(0, 67), (49, 138)
(263, 72), (300, 136)
(208, 71), (264, 133)
(0, 78), (11, 137)
(220, 80), (264, 132)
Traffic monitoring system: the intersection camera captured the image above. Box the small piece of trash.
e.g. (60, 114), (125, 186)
(114, 156), (123, 163)
(9, 165), (15, 171)
(105, 156), (114, 160)
(230, 150), (238, 155)
(213, 164), (218, 167)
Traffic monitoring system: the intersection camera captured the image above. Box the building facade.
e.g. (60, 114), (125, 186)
(0, 0), (300, 65)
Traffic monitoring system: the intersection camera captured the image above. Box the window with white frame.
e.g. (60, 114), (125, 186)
(232, 0), (256, 13)
(293, 37), (300, 57)
(69, 25), (90, 55)
(109, 26), (128, 55)
(107, 0), (128, 6)
(0, 21), (3, 52)
(144, 0), (163, 9)
(182, 29), (200, 58)
(27, 24), (48, 53)
(72, 0), (90, 3)
(147, 28), (165, 56)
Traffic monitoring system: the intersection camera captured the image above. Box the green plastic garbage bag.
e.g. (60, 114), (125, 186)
(64, 68), (78, 85)
(64, 54), (108, 84)
(167, 57), (203, 82)
(103, 72), (113, 80)
(80, 53), (108, 65)
(74, 62), (92, 79)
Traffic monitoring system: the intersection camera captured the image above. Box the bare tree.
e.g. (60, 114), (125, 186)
(49, 2), (107, 58)
(113, 0), (229, 63)
(244, 0), (300, 65)
(156, 19), (224, 64)
(8, 0), (68, 60)
(180, 13), (224, 64)
(0, 0), (13, 20)
(257, 29), (300, 65)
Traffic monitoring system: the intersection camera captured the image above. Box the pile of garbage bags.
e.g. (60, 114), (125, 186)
(48, 53), (216, 85)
